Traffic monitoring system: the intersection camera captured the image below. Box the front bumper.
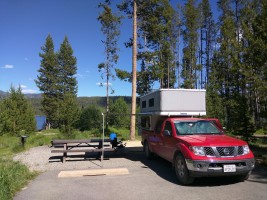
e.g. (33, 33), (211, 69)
(185, 158), (255, 177)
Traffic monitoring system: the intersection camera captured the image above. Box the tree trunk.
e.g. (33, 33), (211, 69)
(130, 0), (137, 140)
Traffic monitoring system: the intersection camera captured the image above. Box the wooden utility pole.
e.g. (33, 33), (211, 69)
(130, 0), (137, 140)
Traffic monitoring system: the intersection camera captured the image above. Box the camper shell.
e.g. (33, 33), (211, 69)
(139, 89), (206, 132)
(140, 89), (206, 116)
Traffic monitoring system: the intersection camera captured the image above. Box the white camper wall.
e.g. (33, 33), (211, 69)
(140, 89), (206, 116)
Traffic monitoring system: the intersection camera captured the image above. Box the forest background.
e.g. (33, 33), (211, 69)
(0, 0), (266, 138)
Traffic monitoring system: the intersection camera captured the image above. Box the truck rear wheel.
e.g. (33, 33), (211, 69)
(174, 154), (194, 185)
(144, 141), (153, 159)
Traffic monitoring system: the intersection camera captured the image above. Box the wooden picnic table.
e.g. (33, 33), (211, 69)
(51, 139), (115, 163)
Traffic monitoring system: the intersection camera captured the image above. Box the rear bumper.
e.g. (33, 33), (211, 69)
(185, 158), (255, 177)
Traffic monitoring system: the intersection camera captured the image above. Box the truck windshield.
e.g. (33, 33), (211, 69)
(174, 120), (222, 135)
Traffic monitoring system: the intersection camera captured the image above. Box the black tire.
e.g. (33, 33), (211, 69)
(144, 141), (153, 159)
(236, 171), (251, 182)
(174, 154), (194, 185)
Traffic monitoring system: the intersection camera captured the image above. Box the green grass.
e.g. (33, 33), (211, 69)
(0, 132), (57, 200)
(0, 134), (39, 200)
(0, 158), (38, 200)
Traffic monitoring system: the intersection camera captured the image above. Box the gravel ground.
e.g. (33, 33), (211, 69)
(13, 140), (144, 172)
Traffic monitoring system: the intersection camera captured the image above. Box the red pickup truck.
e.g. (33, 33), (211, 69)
(141, 117), (255, 185)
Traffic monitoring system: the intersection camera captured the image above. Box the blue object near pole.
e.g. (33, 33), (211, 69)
(109, 132), (117, 140)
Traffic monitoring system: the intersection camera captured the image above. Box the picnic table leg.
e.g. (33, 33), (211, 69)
(98, 141), (103, 160)
(63, 144), (67, 163)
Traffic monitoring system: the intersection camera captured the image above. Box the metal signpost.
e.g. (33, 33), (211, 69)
(101, 113), (104, 166)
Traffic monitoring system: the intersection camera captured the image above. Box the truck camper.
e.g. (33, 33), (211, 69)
(139, 89), (255, 185)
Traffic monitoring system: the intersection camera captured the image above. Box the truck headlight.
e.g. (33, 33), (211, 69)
(243, 145), (250, 155)
(190, 146), (205, 156)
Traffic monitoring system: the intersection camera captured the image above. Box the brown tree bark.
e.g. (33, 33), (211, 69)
(130, 0), (137, 140)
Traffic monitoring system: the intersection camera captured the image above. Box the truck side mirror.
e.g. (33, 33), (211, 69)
(163, 130), (172, 137)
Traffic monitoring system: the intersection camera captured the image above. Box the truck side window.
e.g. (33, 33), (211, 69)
(155, 121), (163, 134)
(141, 116), (150, 130)
(164, 121), (173, 136)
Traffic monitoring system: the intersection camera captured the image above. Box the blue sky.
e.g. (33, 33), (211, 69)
(0, 0), (219, 97)
(0, 0), (134, 97)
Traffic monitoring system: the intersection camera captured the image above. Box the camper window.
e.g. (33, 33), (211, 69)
(142, 101), (146, 108)
(149, 98), (154, 107)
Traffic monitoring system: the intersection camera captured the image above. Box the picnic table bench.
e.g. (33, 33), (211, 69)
(51, 139), (115, 163)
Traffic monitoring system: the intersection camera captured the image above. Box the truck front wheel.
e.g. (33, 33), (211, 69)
(174, 154), (194, 185)
(236, 171), (251, 182)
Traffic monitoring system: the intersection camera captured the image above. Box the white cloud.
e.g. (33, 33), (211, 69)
(75, 73), (88, 78)
(2, 64), (14, 69)
(24, 57), (29, 61)
(15, 84), (37, 94)
(16, 84), (27, 89)
(22, 89), (37, 94)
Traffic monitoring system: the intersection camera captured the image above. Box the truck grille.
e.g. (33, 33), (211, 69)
(238, 146), (244, 155)
(217, 147), (235, 156)
(204, 146), (245, 157)
(204, 147), (215, 156)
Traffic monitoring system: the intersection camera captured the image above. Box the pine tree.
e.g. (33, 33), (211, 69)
(116, 0), (179, 90)
(212, 0), (236, 130)
(35, 34), (60, 128)
(78, 105), (102, 131)
(57, 36), (79, 135)
(242, 0), (267, 127)
(137, 60), (152, 95)
(98, 1), (121, 130)
(210, 0), (253, 134)
(181, 0), (199, 89)
(0, 86), (36, 136)
(199, 0), (215, 88)
(58, 36), (78, 95)
(36, 35), (78, 130)
(59, 93), (80, 138)
(109, 97), (130, 128)
(137, 0), (177, 88)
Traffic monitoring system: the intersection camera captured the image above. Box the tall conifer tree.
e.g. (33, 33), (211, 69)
(57, 36), (79, 135)
(199, 0), (215, 88)
(58, 36), (78, 95)
(182, 0), (199, 89)
(36, 34), (60, 128)
(36, 35), (78, 129)
(98, 1), (121, 130)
